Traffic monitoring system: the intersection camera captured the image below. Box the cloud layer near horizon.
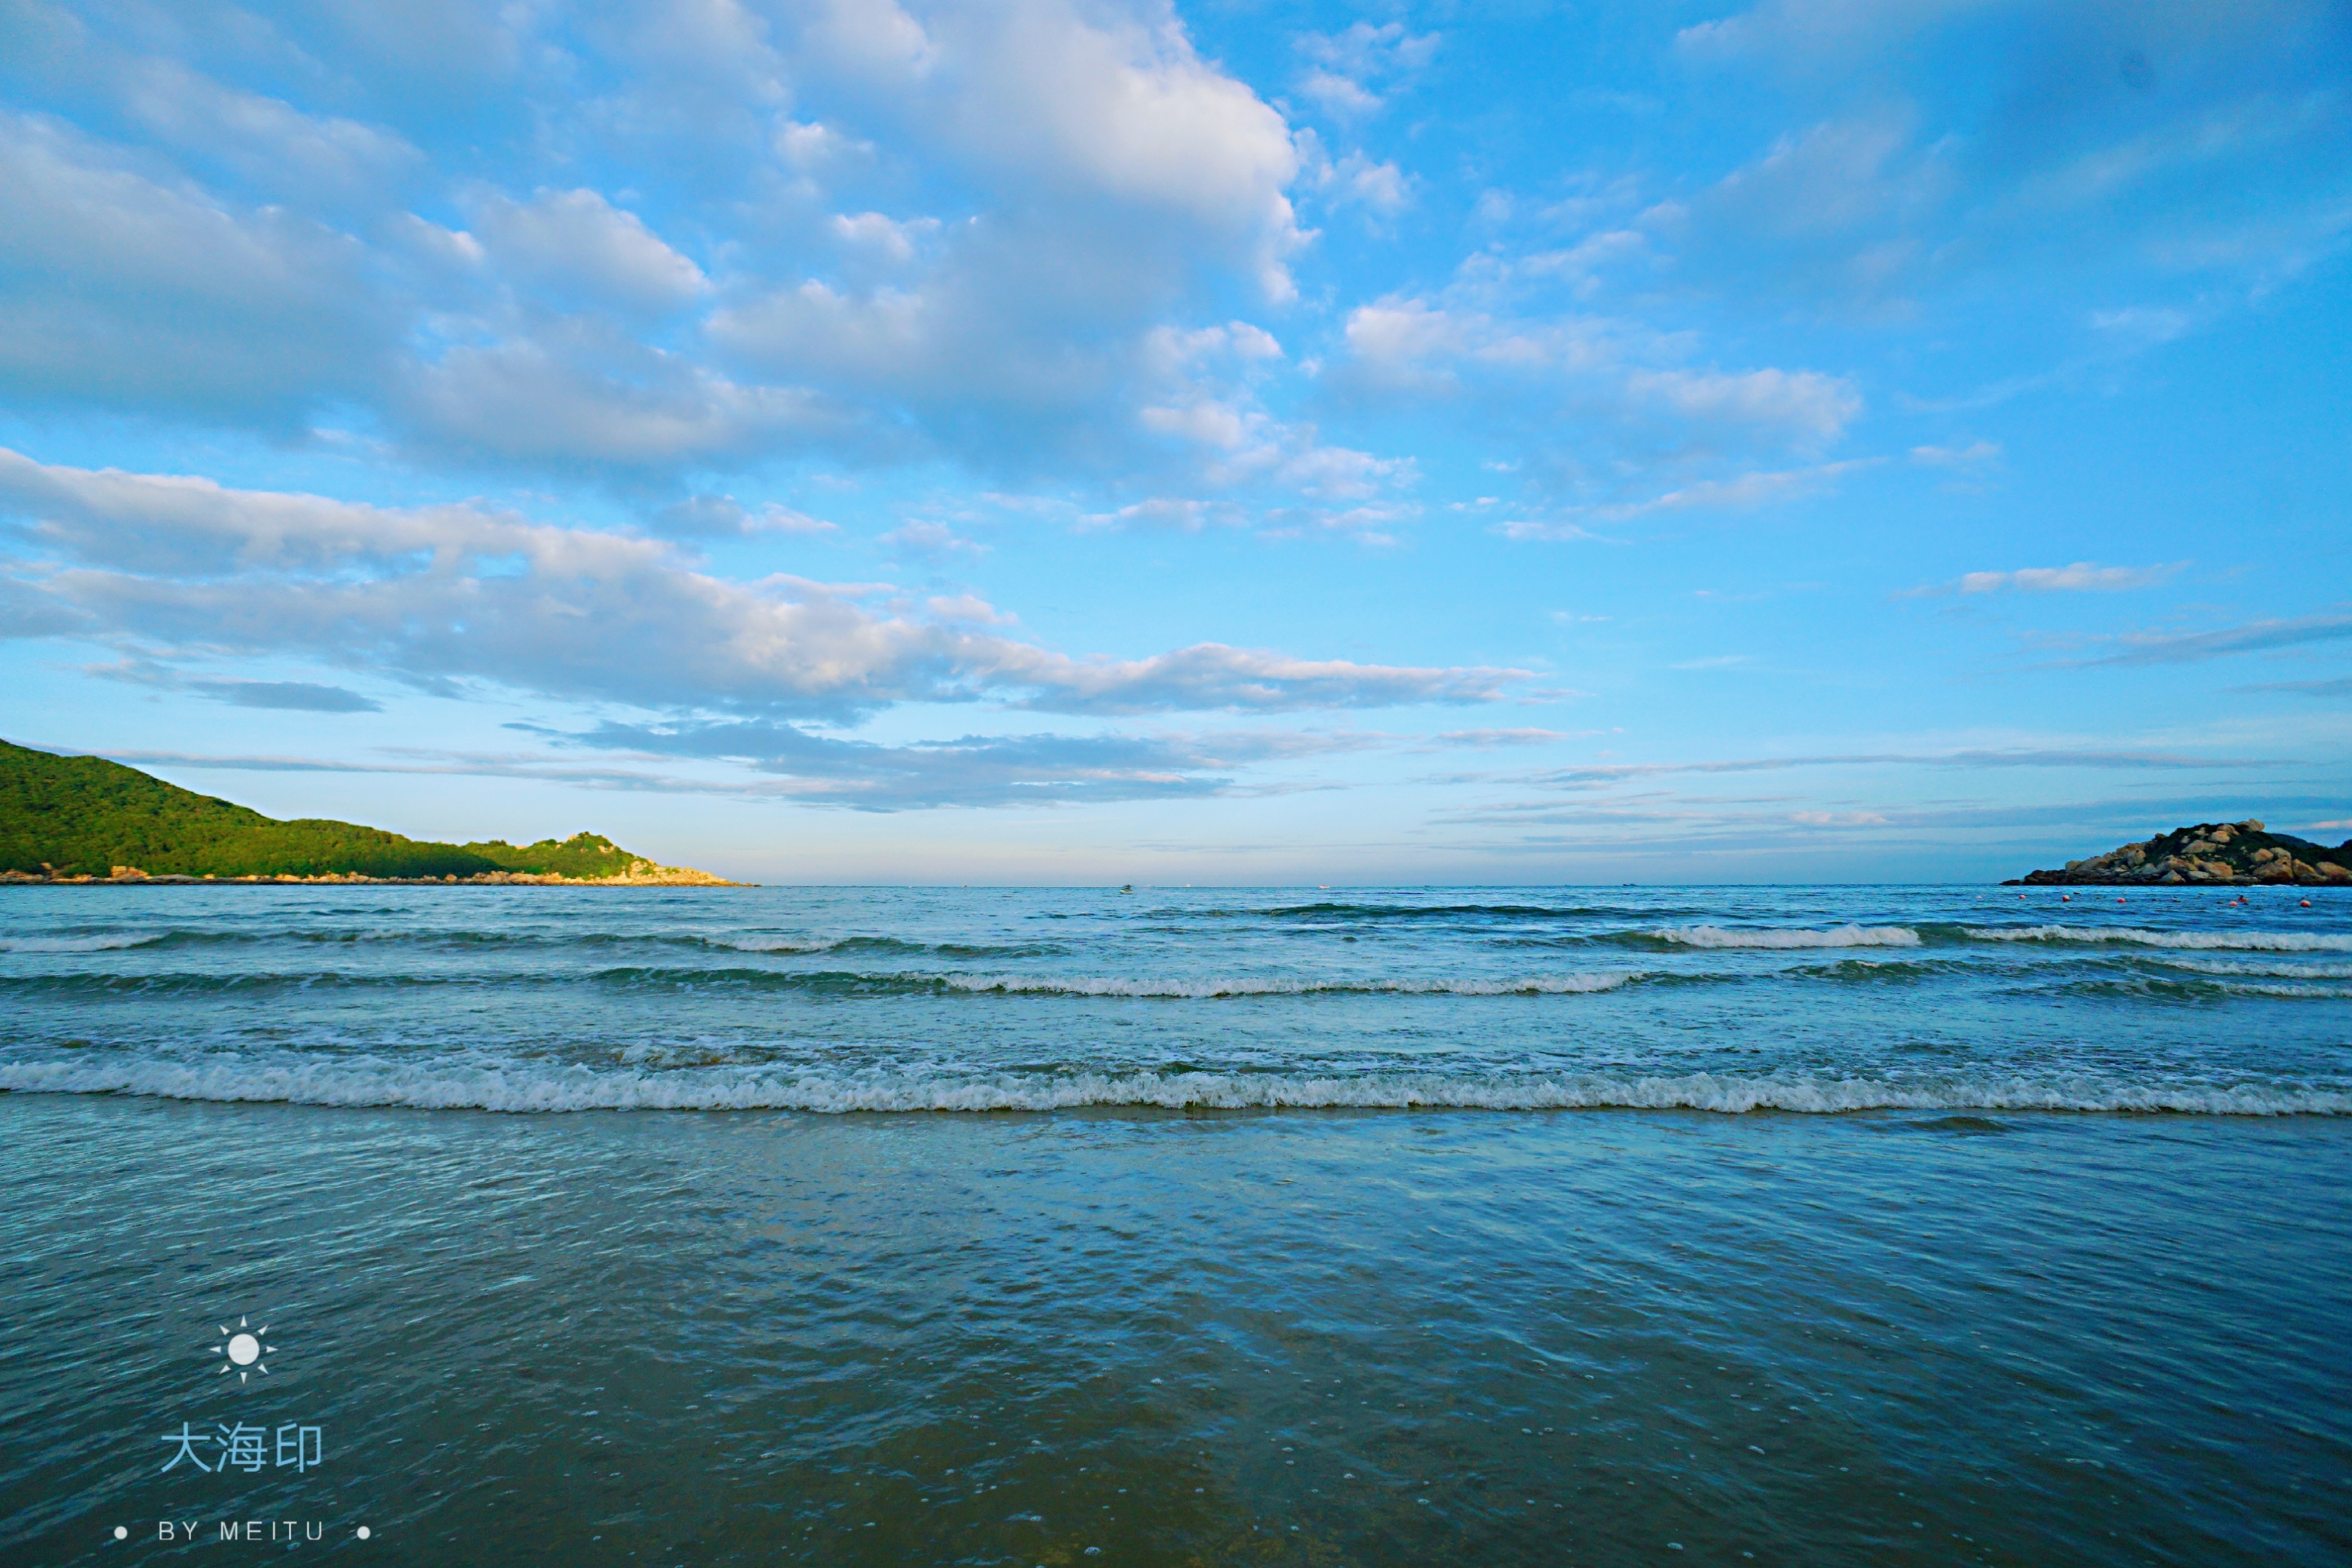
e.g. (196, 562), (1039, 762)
(0, 447), (1521, 722)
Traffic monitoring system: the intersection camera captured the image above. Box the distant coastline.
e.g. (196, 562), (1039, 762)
(1, 740), (745, 886)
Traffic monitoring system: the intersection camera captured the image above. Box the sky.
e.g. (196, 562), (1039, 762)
(1, 0), (2348, 883)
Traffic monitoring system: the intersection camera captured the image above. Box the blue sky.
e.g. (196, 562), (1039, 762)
(1, 0), (2347, 883)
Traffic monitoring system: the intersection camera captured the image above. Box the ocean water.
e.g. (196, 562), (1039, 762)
(1, 883), (2348, 1564)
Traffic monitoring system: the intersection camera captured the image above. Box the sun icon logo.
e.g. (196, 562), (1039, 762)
(213, 1315), (276, 1384)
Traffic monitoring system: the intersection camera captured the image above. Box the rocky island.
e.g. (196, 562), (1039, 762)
(2007, 820), (2351, 887)
(0, 739), (743, 885)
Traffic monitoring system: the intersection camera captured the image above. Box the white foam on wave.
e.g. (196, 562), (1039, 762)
(1655, 925), (1920, 950)
(0, 933), (163, 953)
(3, 1059), (2341, 1116)
(939, 972), (1636, 997)
(2147, 956), (2352, 980)
(1967, 925), (2352, 952)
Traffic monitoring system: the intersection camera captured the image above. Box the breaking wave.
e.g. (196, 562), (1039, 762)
(2145, 956), (2352, 979)
(0, 932), (165, 953)
(1254, 902), (1708, 922)
(1964, 926), (2352, 952)
(1649, 925), (1922, 950)
(1, 1059), (2341, 1116)
(0, 967), (1642, 1000)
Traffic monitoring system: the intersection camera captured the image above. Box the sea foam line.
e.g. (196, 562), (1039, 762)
(1965, 925), (2352, 952)
(1, 1061), (2342, 1116)
(0, 933), (164, 953)
(936, 972), (1638, 997)
(2146, 956), (2352, 980)
(1653, 925), (1921, 950)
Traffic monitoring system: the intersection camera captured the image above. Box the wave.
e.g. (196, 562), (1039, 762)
(2, 1060), (2340, 1116)
(1787, 958), (1962, 984)
(0, 933), (165, 953)
(934, 972), (1637, 997)
(0, 928), (1065, 960)
(2057, 976), (2352, 1003)
(1251, 902), (1705, 922)
(2144, 956), (2352, 980)
(1649, 924), (1922, 950)
(0, 967), (1642, 1000)
(1964, 926), (2352, 953)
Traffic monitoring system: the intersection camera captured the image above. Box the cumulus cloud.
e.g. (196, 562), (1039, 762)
(1313, 150), (1413, 218)
(1334, 288), (1864, 518)
(0, 111), (389, 427)
(0, 0), (1348, 502)
(393, 327), (863, 475)
(881, 520), (987, 557)
(470, 187), (708, 313)
(1293, 21), (1440, 120)
(0, 449), (1520, 719)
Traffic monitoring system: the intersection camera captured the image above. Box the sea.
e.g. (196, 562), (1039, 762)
(1, 883), (2346, 1564)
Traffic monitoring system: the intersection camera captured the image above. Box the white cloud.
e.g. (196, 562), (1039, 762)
(1439, 729), (1580, 748)
(830, 211), (939, 264)
(0, 449), (1519, 717)
(881, 520), (987, 556)
(1297, 70), (1381, 119)
(1319, 152), (1412, 217)
(1140, 401), (1251, 449)
(884, 0), (1307, 299)
(1627, 367), (1862, 443)
(471, 187), (708, 313)
(777, 119), (873, 172)
(1910, 441), (2000, 467)
(1293, 20), (1440, 120)
(0, 111), (387, 426)
(1080, 497), (1244, 533)
(117, 57), (422, 207)
(1500, 460), (1879, 538)
(396, 329), (853, 472)
(650, 497), (841, 539)
(1903, 561), (2186, 596)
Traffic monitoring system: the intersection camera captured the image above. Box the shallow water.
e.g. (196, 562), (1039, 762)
(1, 885), (2347, 1564)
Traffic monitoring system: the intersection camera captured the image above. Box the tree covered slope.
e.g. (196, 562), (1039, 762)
(0, 740), (729, 883)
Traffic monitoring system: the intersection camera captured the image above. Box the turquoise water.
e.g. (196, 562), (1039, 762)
(1, 884), (2348, 1564)
(3, 884), (2348, 1113)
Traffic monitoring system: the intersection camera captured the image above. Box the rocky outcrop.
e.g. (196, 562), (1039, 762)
(2006, 820), (2352, 886)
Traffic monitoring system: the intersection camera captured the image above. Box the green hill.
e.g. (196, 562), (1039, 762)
(0, 740), (732, 883)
